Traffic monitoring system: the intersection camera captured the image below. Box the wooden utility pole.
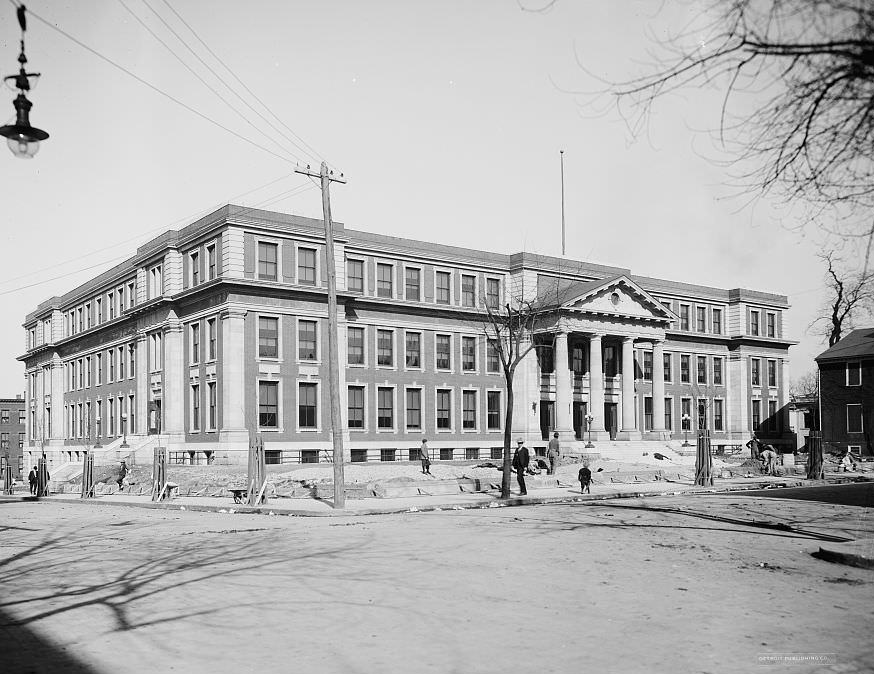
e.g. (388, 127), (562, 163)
(560, 150), (565, 256)
(295, 161), (347, 508)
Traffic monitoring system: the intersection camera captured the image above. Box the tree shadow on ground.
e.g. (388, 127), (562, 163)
(0, 606), (99, 674)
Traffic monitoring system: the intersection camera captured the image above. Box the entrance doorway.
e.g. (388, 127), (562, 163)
(604, 402), (618, 440)
(573, 402), (587, 440)
(540, 401), (555, 441)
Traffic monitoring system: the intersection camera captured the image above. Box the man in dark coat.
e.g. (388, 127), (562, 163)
(578, 464), (592, 493)
(546, 432), (561, 475)
(512, 438), (530, 496)
(28, 466), (37, 495)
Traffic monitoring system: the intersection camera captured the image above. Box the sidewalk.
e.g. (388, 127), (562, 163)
(4, 472), (865, 517)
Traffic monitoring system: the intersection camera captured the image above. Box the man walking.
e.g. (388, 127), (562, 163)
(512, 438), (530, 496)
(547, 432), (561, 475)
(578, 464), (592, 494)
(28, 466), (37, 495)
(419, 439), (432, 475)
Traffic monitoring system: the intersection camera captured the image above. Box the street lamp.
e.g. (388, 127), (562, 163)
(681, 413), (691, 446)
(584, 413), (594, 448)
(120, 413), (129, 448)
(0, 6), (49, 158)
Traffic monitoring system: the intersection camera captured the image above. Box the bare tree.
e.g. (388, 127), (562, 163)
(590, 0), (874, 240)
(789, 368), (819, 399)
(811, 249), (874, 346)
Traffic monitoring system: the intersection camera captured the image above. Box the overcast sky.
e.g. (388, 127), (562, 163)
(0, 0), (831, 393)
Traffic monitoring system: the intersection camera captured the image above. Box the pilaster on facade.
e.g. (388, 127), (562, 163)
(219, 308), (248, 451)
(588, 333), (607, 435)
(221, 227), (246, 279)
(163, 249), (183, 296)
(135, 267), (148, 306)
(617, 336), (641, 440)
(161, 314), (185, 443)
(509, 268), (538, 304)
(135, 333), (149, 441)
(727, 352), (749, 438)
(50, 309), (64, 343)
(49, 356), (65, 446)
(511, 337), (542, 443)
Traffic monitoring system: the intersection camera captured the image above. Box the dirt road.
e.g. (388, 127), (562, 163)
(1, 492), (871, 674)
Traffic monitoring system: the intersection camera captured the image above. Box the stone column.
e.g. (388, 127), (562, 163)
(162, 317), (185, 444)
(49, 356), (65, 445)
(136, 334), (148, 437)
(219, 309), (248, 451)
(619, 337), (641, 439)
(651, 340), (667, 437)
(554, 330), (574, 440)
(511, 335), (542, 443)
(588, 334), (606, 434)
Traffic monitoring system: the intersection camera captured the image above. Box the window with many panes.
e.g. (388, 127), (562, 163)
(643, 351), (653, 381)
(298, 247), (317, 286)
(406, 388), (421, 429)
(750, 310), (760, 336)
(767, 360), (777, 387)
(377, 329), (393, 366)
(681, 398), (691, 429)
(348, 326), (365, 365)
(751, 358), (761, 386)
(697, 399), (707, 430)
(462, 390), (477, 429)
(664, 353), (672, 382)
(347, 259), (364, 293)
(191, 251), (200, 286)
(405, 332), (421, 368)
(207, 319), (216, 360)
(259, 381), (278, 428)
(680, 355), (690, 383)
(697, 356), (707, 384)
(696, 307), (706, 332)
(436, 271), (451, 304)
(258, 242), (278, 281)
(487, 340), (500, 373)
(751, 399), (761, 430)
(768, 399), (778, 432)
(377, 387), (393, 429)
(436, 335), (451, 369)
(461, 275), (476, 307)
(713, 399), (724, 431)
(679, 305), (690, 331)
(191, 384), (200, 431)
(405, 267), (420, 301)
(572, 346), (584, 375)
(348, 386), (364, 429)
(259, 317), (279, 358)
(713, 357), (723, 385)
(191, 323), (200, 365)
(207, 244), (217, 280)
(462, 336), (476, 371)
(847, 362), (861, 386)
(767, 313), (776, 338)
(207, 382), (216, 430)
(436, 389), (451, 429)
(299, 320), (317, 361)
(486, 278), (500, 309)
(664, 398), (673, 430)
(644, 397), (653, 431)
(487, 391), (501, 429)
(299, 383), (317, 428)
(377, 263), (393, 298)
(712, 308), (722, 334)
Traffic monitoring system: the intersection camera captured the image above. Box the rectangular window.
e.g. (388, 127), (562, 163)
(436, 389), (451, 429)
(436, 271), (451, 304)
(643, 351), (653, 381)
(644, 397), (653, 431)
(767, 360), (777, 387)
(406, 388), (422, 429)
(405, 267), (420, 301)
(348, 326), (365, 365)
(298, 383), (317, 429)
(679, 304), (690, 331)
(664, 398), (673, 431)
(190, 323), (200, 365)
(750, 310), (760, 336)
(664, 353), (672, 382)
(258, 242), (278, 281)
(109, 349), (115, 382)
(377, 329), (393, 366)
(486, 278), (500, 309)
(96, 353), (103, 385)
(487, 391), (501, 430)
(208, 382), (216, 430)
(348, 386), (365, 429)
(191, 250), (200, 286)
(259, 317), (279, 359)
(462, 390), (477, 429)
(847, 362), (861, 386)
(117, 347), (124, 380)
(108, 293), (115, 321)
(207, 319), (216, 360)
(462, 336), (476, 371)
(96, 298), (103, 324)
(191, 384), (200, 432)
(377, 387), (393, 429)
(697, 399), (707, 430)
(680, 355), (690, 383)
(259, 381), (278, 428)
(377, 263), (393, 298)
(347, 259), (364, 293)
(380, 449), (396, 462)
(440, 448), (453, 461)
(847, 404), (863, 433)
(713, 357), (723, 385)
(207, 244), (217, 280)
(149, 264), (163, 298)
(767, 313), (776, 338)
(696, 306), (706, 332)
(768, 399), (778, 432)
(487, 340), (501, 373)
(109, 398), (115, 436)
(714, 399), (724, 431)
(351, 449), (367, 463)
(85, 303), (91, 329)
(751, 358), (761, 386)
(461, 275), (476, 307)
(85, 356), (92, 388)
(298, 247), (317, 285)
(697, 356), (707, 384)
(299, 320), (317, 361)
(712, 308), (722, 335)
(466, 448), (480, 461)
(572, 346), (584, 375)
(405, 331), (421, 368)
(752, 399), (761, 431)
(681, 398), (691, 430)
(436, 334), (451, 370)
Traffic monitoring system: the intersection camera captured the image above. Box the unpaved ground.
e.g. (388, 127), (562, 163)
(1, 493), (872, 674)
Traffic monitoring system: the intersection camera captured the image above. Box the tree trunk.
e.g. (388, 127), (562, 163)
(501, 380), (515, 499)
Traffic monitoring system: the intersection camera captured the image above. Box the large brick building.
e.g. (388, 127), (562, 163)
(816, 328), (874, 456)
(19, 205), (794, 468)
(0, 395), (26, 477)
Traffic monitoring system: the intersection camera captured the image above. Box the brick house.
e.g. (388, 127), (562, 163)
(0, 396), (26, 477)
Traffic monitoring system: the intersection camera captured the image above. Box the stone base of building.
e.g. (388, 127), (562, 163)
(643, 430), (672, 441)
(616, 429), (643, 441)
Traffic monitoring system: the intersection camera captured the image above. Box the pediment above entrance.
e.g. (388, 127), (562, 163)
(559, 275), (675, 325)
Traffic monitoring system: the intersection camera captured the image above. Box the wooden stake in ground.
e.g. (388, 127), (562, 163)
(36, 456), (49, 497)
(1, 456), (12, 495)
(806, 430), (824, 480)
(247, 433), (267, 506)
(81, 452), (95, 499)
(694, 429), (713, 486)
(151, 446), (168, 502)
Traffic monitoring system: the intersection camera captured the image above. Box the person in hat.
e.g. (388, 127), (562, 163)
(546, 432), (561, 475)
(419, 439), (432, 475)
(512, 438), (530, 495)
